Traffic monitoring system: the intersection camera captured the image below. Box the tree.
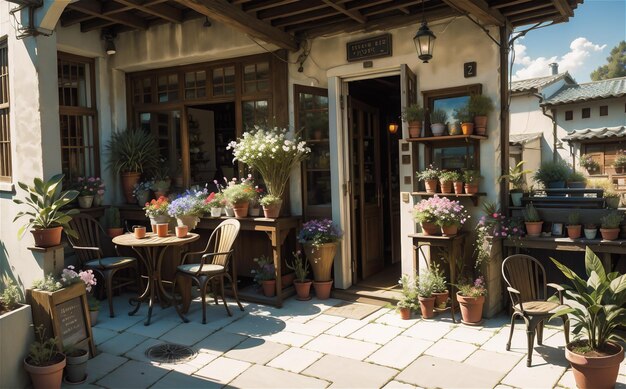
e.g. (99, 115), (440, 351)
(590, 41), (626, 81)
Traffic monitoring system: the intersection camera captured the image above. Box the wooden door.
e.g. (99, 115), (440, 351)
(349, 97), (384, 280)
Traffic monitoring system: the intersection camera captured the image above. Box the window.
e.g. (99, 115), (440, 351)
(0, 38), (10, 182)
(242, 99), (269, 128)
(157, 73), (179, 103)
(212, 65), (235, 97)
(184, 70), (206, 99)
(583, 142), (626, 175)
(133, 77), (152, 104)
(565, 110), (573, 121)
(58, 52), (99, 182)
(582, 107), (590, 118)
(600, 105), (608, 116)
(243, 61), (270, 94)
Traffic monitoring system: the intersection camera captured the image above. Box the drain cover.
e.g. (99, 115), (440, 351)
(145, 343), (197, 364)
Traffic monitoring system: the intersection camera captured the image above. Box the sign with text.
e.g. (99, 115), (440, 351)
(347, 34), (392, 62)
(57, 297), (87, 348)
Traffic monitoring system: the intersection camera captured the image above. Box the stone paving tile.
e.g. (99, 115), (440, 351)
(501, 351), (568, 389)
(158, 352), (218, 375)
(381, 381), (418, 389)
(480, 327), (530, 354)
(361, 307), (392, 321)
(267, 347), (324, 373)
(91, 327), (118, 345)
(98, 331), (148, 356)
(228, 364), (328, 388)
(96, 360), (169, 389)
(424, 338), (478, 362)
(85, 353), (128, 383)
(284, 316), (336, 336)
(557, 368), (577, 388)
(348, 323), (405, 345)
(96, 312), (145, 332)
(261, 330), (314, 347)
(444, 326), (495, 345)
(366, 335), (433, 369)
(304, 334), (380, 360)
(61, 382), (103, 389)
(126, 316), (181, 339)
(463, 349), (523, 378)
(315, 314), (346, 324)
(402, 320), (454, 342)
(303, 354), (397, 388)
(151, 371), (222, 389)
(194, 330), (248, 355)
(375, 312), (421, 328)
(195, 356), (251, 385)
(396, 355), (503, 388)
(221, 313), (287, 337)
(480, 314), (513, 332)
(324, 318), (369, 337)
(159, 322), (217, 346)
(224, 338), (289, 364)
(125, 338), (163, 363)
(183, 302), (248, 329)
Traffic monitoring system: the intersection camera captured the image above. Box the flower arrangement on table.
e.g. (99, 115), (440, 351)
(167, 189), (206, 230)
(475, 202), (523, 269)
(144, 196), (170, 219)
(413, 196), (469, 236)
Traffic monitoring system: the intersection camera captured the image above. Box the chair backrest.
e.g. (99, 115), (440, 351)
(67, 213), (106, 263)
(502, 254), (548, 303)
(203, 219), (241, 267)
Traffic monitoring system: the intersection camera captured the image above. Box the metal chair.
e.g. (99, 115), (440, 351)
(172, 219), (243, 324)
(67, 213), (139, 317)
(502, 254), (570, 367)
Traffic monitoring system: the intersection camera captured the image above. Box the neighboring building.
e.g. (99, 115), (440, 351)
(1, 1), (582, 298)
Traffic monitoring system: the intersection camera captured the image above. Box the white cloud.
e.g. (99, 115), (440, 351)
(511, 37), (606, 80)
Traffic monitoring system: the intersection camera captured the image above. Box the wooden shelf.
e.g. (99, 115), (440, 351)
(411, 192), (486, 206)
(406, 134), (488, 143)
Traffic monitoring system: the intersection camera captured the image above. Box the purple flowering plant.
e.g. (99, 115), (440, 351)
(413, 196), (469, 227)
(167, 188), (207, 217)
(74, 176), (103, 196)
(298, 219), (342, 247)
(457, 276), (487, 297)
(252, 255), (275, 284)
(60, 265), (97, 292)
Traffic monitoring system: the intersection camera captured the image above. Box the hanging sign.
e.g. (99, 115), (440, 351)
(347, 34), (392, 62)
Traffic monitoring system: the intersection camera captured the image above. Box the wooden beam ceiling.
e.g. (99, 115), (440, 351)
(67, 0), (148, 31)
(441, 0), (506, 25)
(551, 0), (574, 17)
(321, 0), (367, 24)
(114, 0), (184, 23)
(175, 0), (299, 50)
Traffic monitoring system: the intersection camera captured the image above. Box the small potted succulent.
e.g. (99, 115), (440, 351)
(600, 210), (623, 241)
(523, 203), (543, 237)
(498, 161), (531, 206)
(438, 170), (459, 194)
(416, 165), (440, 194)
(463, 170), (482, 194)
(579, 154), (600, 175)
(401, 104), (425, 138)
(287, 251), (311, 300)
(566, 211), (581, 239)
(252, 255), (276, 297)
(584, 223), (598, 239)
(429, 109), (448, 136)
(456, 276), (487, 324)
(468, 94), (494, 135)
(416, 271), (436, 319)
(534, 160), (570, 189)
(397, 274), (417, 320)
(454, 105), (474, 135)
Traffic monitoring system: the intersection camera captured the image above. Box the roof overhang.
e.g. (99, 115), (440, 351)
(563, 126), (626, 143)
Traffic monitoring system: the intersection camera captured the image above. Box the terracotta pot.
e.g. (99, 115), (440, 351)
(424, 179), (438, 194)
(441, 225), (458, 236)
(461, 122), (474, 135)
(584, 228), (597, 239)
(175, 225), (188, 238)
(262, 280), (276, 297)
(408, 122), (422, 138)
(156, 223), (169, 237)
(31, 226), (63, 248)
(232, 201), (249, 218)
(121, 172), (141, 204)
(431, 123), (446, 136)
(432, 290), (449, 309)
(600, 228), (620, 241)
(399, 307), (411, 320)
(313, 280), (333, 300)
(24, 354), (66, 389)
(177, 215), (199, 231)
(565, 340), (624, 389)
(304, 242), (337, 282)
(474, 115), (488, 135)
(420, 222), (440, 236)
(263, 200), (283, 218)
(65, 349), (89, 384)
(89, 309), (98, 326)
(439, 180), (453, 194)
(457, 293), (485, 324)
(106, 228), (124, 238)
(567, 225), (582, 239)
(525, 221), (543, 237)
(133, 225), (146, 239)
(453, 181), (464, 194)
(464, 183), (479, 194)
(281, 272), (295, 288)
(294, 280), (312, 301)
(418, 296), (436, 319)
(78, 195), (94, 209)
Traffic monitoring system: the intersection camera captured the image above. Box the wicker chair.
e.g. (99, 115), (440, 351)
(172, 219), (243, 324)
(502, 254), (570, 367)
(67, 213), (139, 317)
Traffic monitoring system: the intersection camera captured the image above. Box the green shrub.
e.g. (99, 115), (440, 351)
(533, 161), (570, 186)
(401, 105), (425, 122)
(600, 211), (623, 229)
(468, 94), (494, 116)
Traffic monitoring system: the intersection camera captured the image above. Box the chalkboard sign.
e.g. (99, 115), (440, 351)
(57, 297), (88, 348)
(347, 34), (392, 62)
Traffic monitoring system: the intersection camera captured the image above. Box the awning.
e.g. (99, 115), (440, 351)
(562, 126), (626, 142)
(510, 132), (543, 145)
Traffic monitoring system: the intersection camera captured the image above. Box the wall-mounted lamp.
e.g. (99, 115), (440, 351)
(413, 1), (436, 63)
(388, 122), (399, 134)
(203, 16), (212, 27)
(103, 32), (116, 55)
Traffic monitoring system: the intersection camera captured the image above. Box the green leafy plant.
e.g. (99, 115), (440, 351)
(416, 165), (440, 181)
(106, 129), (159, 174)
(568, 211), (581, 226)
(103, 207), (121, 229)
(453, 105), (473, 123)
(430, 263), (447, 293)
(416, 271), (435, 298)
(12, 174), (79, 239)
(27, 325), (63, 366)
(222, 181), (256, 204)
(463, 170), (482, 184)
(499, 161), (532, 191)
(457, 276), (487, 297)
(286, 251), (310, 282)
(523, 203), (541, 222)
(401, 104), (425, 122)
(439, 170), (461, 183)
(588, 178), (620, 198)
(0, 279), (22, 312)
(259, 194), (282, 207)
(468, 94), (494, 116)
(533, 161), (571, 186)
(600, 211), (623, 229)
(429, 109), (448, 124)
(32, 274), (63, 292)
(613, 154), (626, 169)
(568, 171), (586, 183)
(397, 274), (417, 310)
(550, 247), (626, 353)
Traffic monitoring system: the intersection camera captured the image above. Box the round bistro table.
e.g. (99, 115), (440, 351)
(112, 232), (199, 325)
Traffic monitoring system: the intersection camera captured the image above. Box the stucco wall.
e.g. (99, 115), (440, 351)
(510, 93), (554, 163)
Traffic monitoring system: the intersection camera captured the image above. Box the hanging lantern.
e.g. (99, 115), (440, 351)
(413, 22), (436, 63)
(388, 122), (399, 134)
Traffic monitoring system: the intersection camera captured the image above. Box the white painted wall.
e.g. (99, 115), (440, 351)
(510, 93), (554, 163)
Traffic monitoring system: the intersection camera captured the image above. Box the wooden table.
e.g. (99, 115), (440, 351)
(112, 232), (199, 325)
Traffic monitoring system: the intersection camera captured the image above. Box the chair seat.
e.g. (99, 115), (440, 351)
(85, 257), (136, 269)
(517, 300), (561, 315)
(178, 263), (225, 275)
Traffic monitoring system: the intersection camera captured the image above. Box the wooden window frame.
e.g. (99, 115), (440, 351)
(582, 140), (626, 175)
(565, 110), (573, 121)
(600, 105), (608, 116)
(0, 37), (10, 182)
(582, 107), (591, 119)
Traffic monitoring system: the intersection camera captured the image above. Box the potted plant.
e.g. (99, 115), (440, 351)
(613, 154), (626, 174)
(63, 345), (88, 384)
(468, 94), (494, 135)
(132, 180), (153, 206)
(73, 176), (100, 209)
(298, 219), (342, 300)
(605, 191), (621, 209)
(498, 161), (531, 206)
(248, 185), (264, 217)
(23, 325), (66, 389)
(589, 178), (621, 208)
(566, 211), (582, 239)
(432, 196), (469, 236)
(430, 263), (448, 309)
(167, 190), (205, 230)
(103, 207), (124, 238)
(144, 196), (171, 232)
(92, 178), (105, 207)
(448, 120), (461, 136)
(229, 125), (310, 217)
(401, 104), (425, 138)
(523, 203), (543, 237)
(397, 274), (417, 320)
(567, 171), (586, 189)
(584, 223), (598, 239)
(454, 105), (474, 135)
(438, 170), (459, 194)
(416, 165), (440, 194)
(13, 174), (79, 247)
(429, 109), (447, 137)
(413, 197), (440, 236)
(204, 192), (226, 217)
(600, 210), (623, 240)
(252, 256), (276, 297)
(259, 194), (283, 218)
(416, 271), (436, 319)
(151, 163), (171, 198)
(463, 170), (481, 194)
(550, 248), (626, 389)
(287, 251), (312, 301)
(456, 276), (487, 325)
(533, 160), (570, 189)
(580, 154), (600, 175)
(106, 128), (159, 204)
(222, 177), (256, 218)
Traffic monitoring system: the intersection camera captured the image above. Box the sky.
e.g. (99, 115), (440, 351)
(511, 0), (626, 82)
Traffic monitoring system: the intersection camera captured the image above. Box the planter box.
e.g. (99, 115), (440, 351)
(480, 237), (504, 318)
(0, 304), (34, 389)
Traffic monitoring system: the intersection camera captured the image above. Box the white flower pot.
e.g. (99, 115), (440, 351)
(224, 207), (235, 217)
(210, 207), (223, 217)
(177, 215), (200, 231)
(584, 228), (597, 239)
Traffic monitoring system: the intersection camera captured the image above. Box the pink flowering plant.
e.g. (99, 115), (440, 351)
(475, 202), (523, 268)
(61, 265), (97, 292)
(413, 196), (469, 227)
(74, 176), (103, 196)
(457, 276), (487, 297)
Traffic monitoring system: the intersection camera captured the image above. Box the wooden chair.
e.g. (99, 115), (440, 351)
(172, 219), (243, 324)
(67, 213), (139, 317)
(502, 254), (570, 367)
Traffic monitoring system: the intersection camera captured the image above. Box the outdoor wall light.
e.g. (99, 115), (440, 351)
(388, 122), (399, 134)
(103, 31), (117, 55)
(414, 22), (436, 63)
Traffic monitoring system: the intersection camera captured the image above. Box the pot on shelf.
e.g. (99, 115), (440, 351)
(439, 180), (452, 194)
(457, 293), (485, 325)
(176, 215), (199, 231)
(474, 116), (488, 135)
(224, 206), (235, 217)
(424, 179), (438, 194)
(408, 121), (422, 138)
(210, 207), (223, 217)
(461, 122), (474, 135)
(565, 340), (624, 389)
(263, 200), (282, 219)
(418, 296), (436, 319)
(525, 221), (543, 237)
(78, 195), (94, 209)
(431, 123), (446, 137)
(93, 194), (104, 207)
(420, 222), (439, 236)
(584, 227), (597, 239)
(231, 201), (249, 218)
(441, 225), (458, 236)
(464, 183), (479, 194)
(600, 228), (619, 241)
(453, 181), (464, 195)
(546, 180), (566, 189)
(510, 191), (523, 207)
(261, 280), (276, 297)
(121, 172), (141, 204)
(448, 122), (461, 136)
(31, 226), (63, 248)
(566, 225), (582, 239)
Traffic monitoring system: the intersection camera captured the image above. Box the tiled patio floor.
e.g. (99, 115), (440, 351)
(69, 294), (626, 389)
